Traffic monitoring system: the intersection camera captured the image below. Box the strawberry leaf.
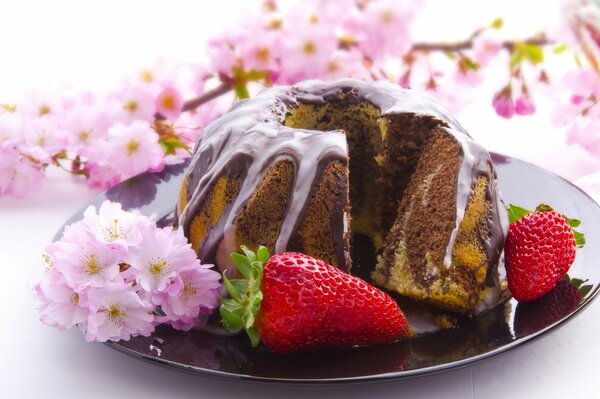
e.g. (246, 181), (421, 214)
(257, 246), (270, 264)
(564, 216), (581, 228)
(246, 327), (261, 347)
(579, 284), (593, 297)
(573, 230), (586, 248)
(219, 245), (270, 347)
(535, 204), (553, 212)
(568, 277), (588, 288)
(241, 245), (257, 262)
(507, 204), (532, 224)
(230, 253), (252, 279)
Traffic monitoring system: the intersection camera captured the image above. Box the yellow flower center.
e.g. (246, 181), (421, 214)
(256, 47), (270, 61)
(107, 303), (127, 326)
(126, 139), (140, 156)
(78, 130), (91, 142)
(309, 13), (319, 24)
(382, 9), (394, 24)
(160, 94), (175, 110)
(123, 100), (138, 113)
(104, 218), (125, 242)
(42, 253), (54, 270)
(39, 104), (51, 116)
(71, 293), (80, 305)
(141, 69), (154, 83)
(82, 254), (101, 274)
(328, 61), (339, 73)
(37, 131), (48, 147)
(148, 257), (168, 277)
(182, 278), (197, 300)
(269, 18), (283, 30)
(1, 104), (17, 113)
(303, 41), (316, 55)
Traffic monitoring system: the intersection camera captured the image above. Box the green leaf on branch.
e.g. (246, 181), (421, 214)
(461, 57), (480, 71)
(552, 44), (568, 54)
(231, 67), (269, 99)
(510, 49), (524, 70)
(574, 52), (583, 67)
(491, 17), (504, 29)
(521, 43), (544, 64)
(444, 51), (457, 60)
(159, 137), (189, 155)
(234, 83), (250, 99)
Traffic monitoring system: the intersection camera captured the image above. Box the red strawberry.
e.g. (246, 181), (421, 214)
(220, 246), (412, 354)
(505, 208), (577, 302)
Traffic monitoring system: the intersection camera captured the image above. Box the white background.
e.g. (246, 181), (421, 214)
(1, 0), (599, 397)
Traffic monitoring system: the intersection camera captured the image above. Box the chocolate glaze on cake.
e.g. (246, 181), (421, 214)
(177, 79), (508, 315)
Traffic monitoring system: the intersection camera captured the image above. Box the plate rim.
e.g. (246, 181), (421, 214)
(60, 153), (600, 384)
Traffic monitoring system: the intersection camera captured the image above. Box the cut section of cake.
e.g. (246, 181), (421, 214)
(177, 79), (508, 315)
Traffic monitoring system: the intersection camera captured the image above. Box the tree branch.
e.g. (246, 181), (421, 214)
(182, 81), (233, 112)
(176, 36), (553, 115)
(411, 36), (551, 53)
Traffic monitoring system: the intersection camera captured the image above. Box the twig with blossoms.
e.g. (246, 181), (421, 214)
(33, 200), (222, 342)
(2, 0), (600, 198)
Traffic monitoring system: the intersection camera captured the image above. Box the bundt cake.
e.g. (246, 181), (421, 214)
(177, 79), (508, 315)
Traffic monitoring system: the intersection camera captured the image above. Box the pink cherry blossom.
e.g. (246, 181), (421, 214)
(105, 83), (157, 125)
(102, 121), (164, 180)
(166, 315), (206, 331)
(19, 89), (66, 119)
(51, 227), (123, 289)
(566, 115), (600, 155)
(515, 95), (536, 115)
(492, 90), (515, 119)
(152, 265), (221, 329)
(82, 200), (147, 250)
(22, 116), (67, 160)
(62, 103), (110, 156)
(472, 32), (502, 66)
(239, 26), (281, 73)
(343, 0), (420, 62)
(155, 85), (184, 122)
(0, 112), (23, 143)
(454, 67), (483, 87)
(86, 160), (122, 189)
(563, 68), (600, 98)
(0, 142), (45, 197)
(84, 282), (154, 342)
(325, 49), (371, 81)
(277, 20), (338, 82)
(126, 226), (182, 293)
(206, 33), (240, 75)
(34, 268), (88, 331)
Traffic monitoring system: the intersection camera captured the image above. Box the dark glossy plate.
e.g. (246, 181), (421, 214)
(58, 154), (600, 383)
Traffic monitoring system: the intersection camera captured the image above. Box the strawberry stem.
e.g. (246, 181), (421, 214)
(219, 245), (270, 347)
